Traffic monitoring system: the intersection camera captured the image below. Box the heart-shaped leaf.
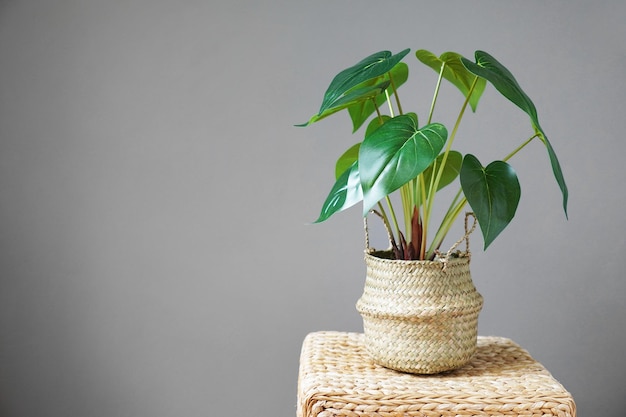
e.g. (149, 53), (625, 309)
(460, 154), (520, 249)
(318, 49), (410, 116)
(347, 63), (408, 132)
(416, 50), (486, 112)
(462, 51), (568, 217)
(315, 161), (362, 223)
(359, 114), (448, 215)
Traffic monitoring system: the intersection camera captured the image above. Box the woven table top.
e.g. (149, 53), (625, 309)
(297, 331), (576, 417)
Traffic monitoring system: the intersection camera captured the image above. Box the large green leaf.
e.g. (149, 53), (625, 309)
(416, 50), (486, 112)
(315, 161), (362, 223)
(460, 154), (520, 249)
(417, 150), (463, 205)
(462, 51), (568, 217)
(347, 63), (409, 132)
(359, 114), (448, 215)
(318, 49), (410, 116)
(296, 81), (390, 127)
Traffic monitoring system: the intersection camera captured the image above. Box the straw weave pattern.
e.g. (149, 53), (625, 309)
(297, 331), (576, 417)
(356, 251), (483, 374)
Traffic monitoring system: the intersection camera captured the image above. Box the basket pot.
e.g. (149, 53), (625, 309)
(356, 249), (483, 374)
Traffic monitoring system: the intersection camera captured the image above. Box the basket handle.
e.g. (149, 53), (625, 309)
(438, 212), (477, 261)
(364, 211), (478, 261)
(363, 209), (395, 254)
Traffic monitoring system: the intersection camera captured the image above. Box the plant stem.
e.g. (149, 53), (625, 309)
(385, 90), (395, 118)
(504, 133), (539, 162)
(373, 98), (383, 122)
(419, 174), (428, 259)
(441, 77), (478, 158)
(422, 76), (479, 258)
(424, 76), (479, 235)
(400, 182), (412, 238)
(407, 62), (445, 259)
(427, 190), (467, 257)
(385, 195), (401, 243)
(389, 71), (403, 115)
(427, 63), (446, 125)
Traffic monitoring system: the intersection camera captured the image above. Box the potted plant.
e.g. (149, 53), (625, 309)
(297, 48), (568, 374)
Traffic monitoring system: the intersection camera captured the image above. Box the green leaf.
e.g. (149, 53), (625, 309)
(335, 143), (360, 179)
(296, 81), (390, 127)
(335, 116), (390, 179)
(315, 161), (362, 223)
(461, 51), (538, 122)
(364, 114), (391, 137)
(417, 151), (462, 205)
(347, 63), (409, 132)
(359, 114), (448, 215)
(460, 154), (520, 249)
(462, 51), (568, 217)
(318, 49), (410, 116)
(416, 50), (486, 112)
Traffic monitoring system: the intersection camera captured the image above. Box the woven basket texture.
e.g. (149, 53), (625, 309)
(297, 331), (576, 417)
(356, 251), (483, 374)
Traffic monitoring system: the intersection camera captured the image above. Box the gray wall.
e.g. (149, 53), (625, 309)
(1, 1), (624, 416)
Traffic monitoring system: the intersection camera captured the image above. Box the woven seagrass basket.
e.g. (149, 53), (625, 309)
(356, 213), (483, 374)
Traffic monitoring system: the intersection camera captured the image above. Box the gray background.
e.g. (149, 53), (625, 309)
(1, 1), (624, 416)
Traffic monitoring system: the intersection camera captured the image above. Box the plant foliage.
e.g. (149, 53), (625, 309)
(298, 48), (568, 259)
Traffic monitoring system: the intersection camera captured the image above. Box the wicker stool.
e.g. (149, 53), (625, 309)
(297, 331), (576, 417)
